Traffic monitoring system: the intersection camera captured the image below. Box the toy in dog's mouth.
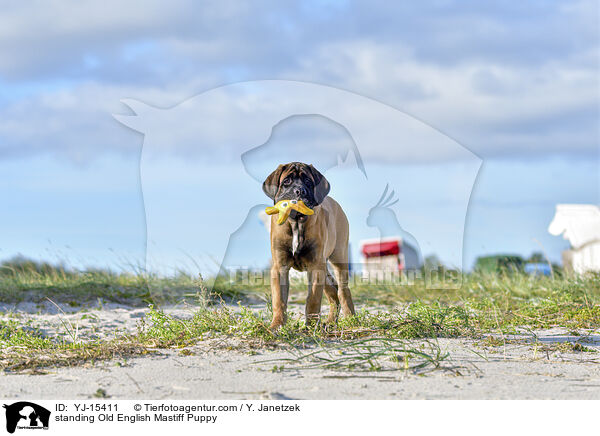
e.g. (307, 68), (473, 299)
(265, 199), (314, 225)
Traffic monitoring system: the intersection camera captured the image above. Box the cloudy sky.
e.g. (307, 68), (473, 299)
(0, 0), (598, 273)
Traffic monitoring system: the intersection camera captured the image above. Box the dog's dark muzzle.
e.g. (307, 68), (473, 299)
(277, 182), (315, 210)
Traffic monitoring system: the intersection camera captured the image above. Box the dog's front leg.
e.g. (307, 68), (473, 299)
(270, 263), (290, 330)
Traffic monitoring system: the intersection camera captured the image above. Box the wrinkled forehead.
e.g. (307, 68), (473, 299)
(280, 163), (311, 181)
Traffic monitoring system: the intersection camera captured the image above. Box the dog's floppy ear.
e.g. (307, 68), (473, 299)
(308, 164), (330, 205)
(262, 164), (286, 201)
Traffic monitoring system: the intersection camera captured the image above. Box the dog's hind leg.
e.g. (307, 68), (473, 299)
(330, 261), (355, 317)
(328, 215), (355, 317)
(323, 269), (340, 324)
(306, 264), (327, 325)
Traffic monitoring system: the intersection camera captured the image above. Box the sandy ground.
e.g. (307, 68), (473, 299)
(1, 302), (600, 400)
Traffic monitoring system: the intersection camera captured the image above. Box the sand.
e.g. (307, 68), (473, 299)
(1, 302), (599, 400)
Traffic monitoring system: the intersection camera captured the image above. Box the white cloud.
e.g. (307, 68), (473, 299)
(285, 39), (598, 157)
(0, 0), (597, 161)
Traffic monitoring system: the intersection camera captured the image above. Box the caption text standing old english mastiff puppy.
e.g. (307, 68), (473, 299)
(262, 162), (355, 330)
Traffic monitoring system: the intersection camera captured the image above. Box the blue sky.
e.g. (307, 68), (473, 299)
(0, 1), (598, 273)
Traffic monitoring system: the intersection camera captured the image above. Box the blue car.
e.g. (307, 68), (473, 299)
(524, 263), (552, 276)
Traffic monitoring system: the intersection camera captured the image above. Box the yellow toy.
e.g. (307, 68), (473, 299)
(265, 199), (314, 225)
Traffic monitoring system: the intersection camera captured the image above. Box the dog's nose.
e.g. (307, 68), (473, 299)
(294, 187), (305, 196)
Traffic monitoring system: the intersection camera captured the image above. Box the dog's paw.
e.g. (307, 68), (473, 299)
(303, 317), (324, 333)
(269, 322), (284, 332)
(322, 320), (337, 332)
(324, 313), (339, 325)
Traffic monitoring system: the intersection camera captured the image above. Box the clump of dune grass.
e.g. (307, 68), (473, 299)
(257, 337), (449, 374)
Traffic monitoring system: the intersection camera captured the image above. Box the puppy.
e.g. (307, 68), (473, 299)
(262, 162), (355, 330)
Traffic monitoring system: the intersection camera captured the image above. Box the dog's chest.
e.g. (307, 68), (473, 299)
(290, 219), (303, 256)
(274, 223), (317, 271)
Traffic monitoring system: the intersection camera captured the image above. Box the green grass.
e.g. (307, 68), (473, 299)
(0, 268), (599, 373)
(0, 265), (249, 306)
(0, 318), (151, 373)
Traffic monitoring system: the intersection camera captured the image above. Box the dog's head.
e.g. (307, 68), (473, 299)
(262, 162), (330, 211)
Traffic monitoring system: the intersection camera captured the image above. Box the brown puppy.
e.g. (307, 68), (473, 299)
(263, 162), (355, 330)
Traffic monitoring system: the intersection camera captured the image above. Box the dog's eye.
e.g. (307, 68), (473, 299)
(282, 177), (292, 186)
(303, 177), (312, 186)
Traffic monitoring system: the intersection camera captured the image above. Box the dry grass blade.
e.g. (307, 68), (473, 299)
(256, 337), (448, 373)
(45, 297), (79, 343)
